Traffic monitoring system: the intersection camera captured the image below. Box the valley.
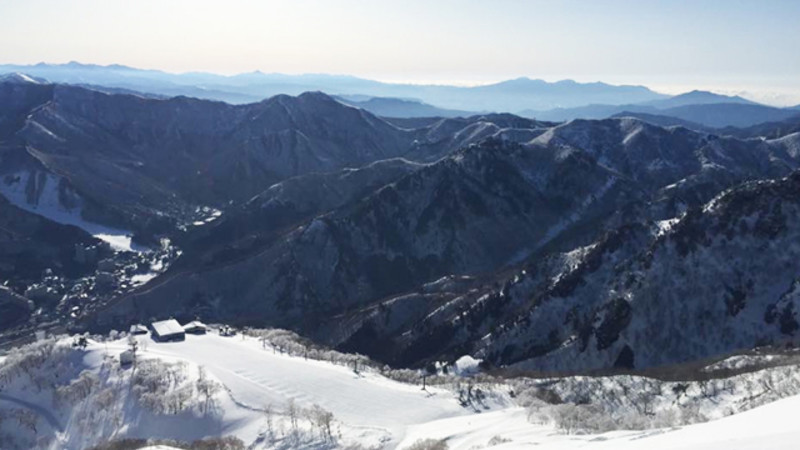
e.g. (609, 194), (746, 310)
(1, 44), (800, 449)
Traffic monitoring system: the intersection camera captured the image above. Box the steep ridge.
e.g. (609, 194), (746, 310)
(12, 87), (415, 227)
(181, 158), (424, 267)
(355, 171), (800, 371)
(1, 79), (557, 239)
(325, 124), (800, 367)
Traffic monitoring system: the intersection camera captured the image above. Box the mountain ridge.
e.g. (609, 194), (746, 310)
(0, 62), (667, 111)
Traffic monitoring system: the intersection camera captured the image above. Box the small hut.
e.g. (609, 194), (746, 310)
(183, 320), (207, 334)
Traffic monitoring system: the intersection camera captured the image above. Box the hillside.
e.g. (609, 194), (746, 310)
(2, 329), (800, 449)
(89, 121), (800, 372)
(354, 170), (800, 372)
(0, 78), (559, 237)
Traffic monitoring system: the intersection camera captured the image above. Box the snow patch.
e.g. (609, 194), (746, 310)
(656, 217), (680, 236)
(0, 171), (144, 252)
(452, 355), (481, 376)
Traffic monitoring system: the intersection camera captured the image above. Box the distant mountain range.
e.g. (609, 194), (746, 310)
(0, 62), (665, 111)
(522, 90), (799, 128)
(334, 95), (477, 118)
(644, 90), (757, 108)
(2, 63), (797, 128)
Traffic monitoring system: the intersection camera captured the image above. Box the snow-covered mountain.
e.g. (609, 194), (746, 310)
(0, 78), (557, 238)
(348, 169), (800, 371)
(3, 73), (800, 447)
(4, 74), (800, 380)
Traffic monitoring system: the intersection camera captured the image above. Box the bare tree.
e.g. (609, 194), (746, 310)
(196, 366), (221, 414)
(310, 404), (335, 441)
(287, 398), (299, 433)
(127, 335), (139, 368)
(406, 439), (449, 450)
(264, 403), (275, 437)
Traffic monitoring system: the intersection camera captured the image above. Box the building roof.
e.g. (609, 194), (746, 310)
(130, 324), (148, 334)
(183, 320), (206, 330)
(151, 319), (185, 336)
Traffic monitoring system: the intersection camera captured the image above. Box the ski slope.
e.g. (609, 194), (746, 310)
(4, 331), (800, 449)
(399, 395), (800, 449)
(110, 333), (470, 446)
(0, 170), (143, 252)
(119, 333), (800, 450)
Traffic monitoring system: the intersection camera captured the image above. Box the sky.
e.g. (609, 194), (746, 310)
(1, 0), (798, 105)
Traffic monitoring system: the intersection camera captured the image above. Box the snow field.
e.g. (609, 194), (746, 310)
(0, 170), (142, 252)
(117, 332), (470, 446)
(399, 395), (800, 450)
(3, 331), (800, 449)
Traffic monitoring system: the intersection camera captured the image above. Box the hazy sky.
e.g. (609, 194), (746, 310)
(1, 0), (799, 104)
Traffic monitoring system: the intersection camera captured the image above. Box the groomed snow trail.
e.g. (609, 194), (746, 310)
(135, 333), (467, 445)
(95, 334), (800, 449)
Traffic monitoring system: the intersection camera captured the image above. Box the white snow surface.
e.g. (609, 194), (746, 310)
(125, 336), (800, 449)
(452, 355), (481, 376)
(399, 395), (800, 449)
(0, 171), (143, 252)
(107, 333), (469, 447)
(130, 273), (158, 286)
(4, 333), (800, 449)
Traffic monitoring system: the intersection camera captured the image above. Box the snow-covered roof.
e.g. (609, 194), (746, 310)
(151, 319), (184, 336)
(130, 324), (148, 334)
(183, 320), (206, 330)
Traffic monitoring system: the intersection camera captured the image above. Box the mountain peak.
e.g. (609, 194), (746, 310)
(0, 72), (46, 85)
(653, 90), (757, 108)
(297, 90), (334, 100)
(495, 77), (546, 86)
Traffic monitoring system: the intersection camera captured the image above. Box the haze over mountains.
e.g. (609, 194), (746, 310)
(2, 63), (798, 130)
(0, 62), (665, 110)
